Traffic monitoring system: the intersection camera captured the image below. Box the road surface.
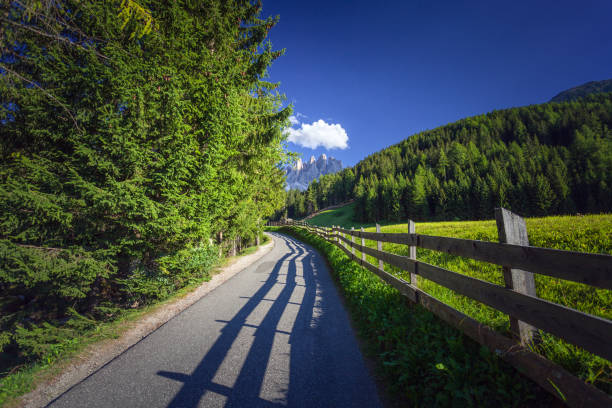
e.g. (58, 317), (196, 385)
(48, 232), (382, 408)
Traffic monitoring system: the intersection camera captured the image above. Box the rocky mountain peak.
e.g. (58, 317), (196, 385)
(285, 154), (343, 191)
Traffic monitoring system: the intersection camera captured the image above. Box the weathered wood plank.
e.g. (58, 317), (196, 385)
(495, 207), (539, 345)
(416, 234), (611, 289)
(409, 220), (417, 287)
(332, 240), (418, 302)
(337, 234), (416, 274)
(331, 226), (611, 289)
(417, 261), (612, 361)
(361, 227), (366, 262)
(376, 224), (384, 270)
(336, 227), (415, 246)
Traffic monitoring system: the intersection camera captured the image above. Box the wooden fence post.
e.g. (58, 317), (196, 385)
(351, 227), (355, 255)
(376, 223), (384, 270)
(495, 207), (539, 345)
(408, 220), (417, 287)
(361, 227), (366, 261)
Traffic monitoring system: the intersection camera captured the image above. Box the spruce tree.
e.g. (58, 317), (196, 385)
(1, 0), (289, 357)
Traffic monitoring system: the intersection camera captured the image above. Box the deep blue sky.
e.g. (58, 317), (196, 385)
(262, 0), (612, 167)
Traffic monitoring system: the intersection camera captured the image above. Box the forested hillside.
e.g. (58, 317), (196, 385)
(551, 79), (612, 102)
(0, 0), (288, 372)
(284, 94), (612, 222)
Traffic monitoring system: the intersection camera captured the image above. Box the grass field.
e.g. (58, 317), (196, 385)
(305, 204), (612, 393)
(304, 202), (361, 228)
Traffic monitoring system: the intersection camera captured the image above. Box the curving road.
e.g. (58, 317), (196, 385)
(48, 233), (382, 408)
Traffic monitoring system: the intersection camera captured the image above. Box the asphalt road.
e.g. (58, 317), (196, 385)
(48, 233), (382, 408)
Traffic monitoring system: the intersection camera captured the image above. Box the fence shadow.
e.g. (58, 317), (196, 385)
(157, 233), (326, 407)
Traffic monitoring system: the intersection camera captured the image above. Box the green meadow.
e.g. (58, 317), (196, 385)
(305, 205), (612, 393)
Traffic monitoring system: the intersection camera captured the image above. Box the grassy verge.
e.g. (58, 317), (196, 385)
(276, 226), (555, 406)
(0, 238), (269, 407)
(302, 204), (612, 394)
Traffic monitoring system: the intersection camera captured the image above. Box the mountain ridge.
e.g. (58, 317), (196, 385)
(550, 79), (612, 102)
(285, 154), (343, 191)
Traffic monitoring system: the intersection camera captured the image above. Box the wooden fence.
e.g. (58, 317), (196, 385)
(268, 208), (612, 407)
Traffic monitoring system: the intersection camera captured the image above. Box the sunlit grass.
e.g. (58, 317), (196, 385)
(305, 202), (361, 228)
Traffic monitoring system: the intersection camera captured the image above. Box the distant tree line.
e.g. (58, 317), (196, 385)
(282, 94), (612, 222)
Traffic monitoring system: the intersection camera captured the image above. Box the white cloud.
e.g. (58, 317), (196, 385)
(289, 112), (307, 126)
(286, 119), (349, 150)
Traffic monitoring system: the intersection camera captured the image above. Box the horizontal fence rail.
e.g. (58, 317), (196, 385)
(334, 232), (612, 360)
(333, 228), (611, 289)
(267, 209), (612, 408)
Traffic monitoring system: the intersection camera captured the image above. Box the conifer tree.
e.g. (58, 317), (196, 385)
(1, 0), (289, 356)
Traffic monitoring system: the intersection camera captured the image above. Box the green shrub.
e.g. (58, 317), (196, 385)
(117, 244), (219, 305)
(0, 241), (112, 309)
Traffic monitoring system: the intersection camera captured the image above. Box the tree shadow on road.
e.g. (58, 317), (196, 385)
(157, 232), (379, 407)
(157, 234), (315, 407)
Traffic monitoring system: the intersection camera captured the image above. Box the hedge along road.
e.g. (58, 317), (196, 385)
(47, 233), (382, 408)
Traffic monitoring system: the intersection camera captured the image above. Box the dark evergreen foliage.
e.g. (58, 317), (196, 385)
(550, 79), (612, 102)
(284, 94), (612, 222)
